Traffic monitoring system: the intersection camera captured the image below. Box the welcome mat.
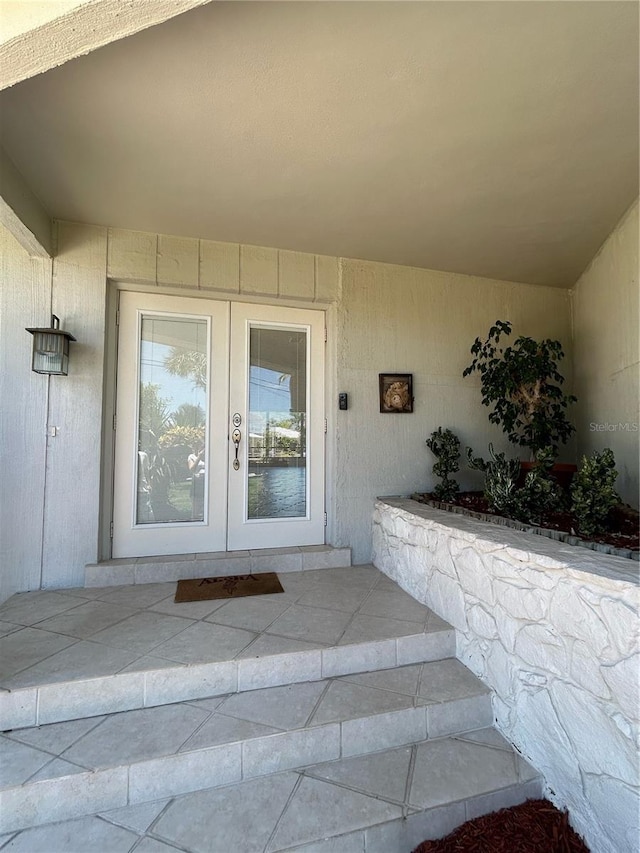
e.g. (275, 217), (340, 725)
(174, 573), (284, 603)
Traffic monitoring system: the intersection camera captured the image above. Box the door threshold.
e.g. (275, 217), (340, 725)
(85, 545), (352, 588)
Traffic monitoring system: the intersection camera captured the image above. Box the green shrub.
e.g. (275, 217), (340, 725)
(515, 447), (563, 523)
(571, 449), (620, 537)
(467, 444), (520, 516)
(426, 427), (461, 502)
(467, 444), (561, 524)
(158, 425), (205, 449)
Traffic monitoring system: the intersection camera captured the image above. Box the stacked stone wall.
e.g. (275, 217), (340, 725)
(372, 498), (639, 853)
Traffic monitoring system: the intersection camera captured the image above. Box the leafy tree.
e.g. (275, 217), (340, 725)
(164, 349), (207, 390)
(138, 385), (194, 520)
(139, 383), (172, 441)
(463, 321), (576, 459)
(171, 403), (206, 429)
(159, 425), (205, 450)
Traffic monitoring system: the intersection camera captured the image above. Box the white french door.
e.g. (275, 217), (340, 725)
(227, 302), (325, 549)
(112, 293), (325, 558)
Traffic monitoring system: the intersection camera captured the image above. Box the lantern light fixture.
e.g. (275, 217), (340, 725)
(25, 315), (76, 375)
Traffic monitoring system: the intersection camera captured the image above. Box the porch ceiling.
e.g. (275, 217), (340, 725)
(0, 1), (638, 287)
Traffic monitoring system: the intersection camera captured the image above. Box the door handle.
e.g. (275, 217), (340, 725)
(232, 428), (241, 470)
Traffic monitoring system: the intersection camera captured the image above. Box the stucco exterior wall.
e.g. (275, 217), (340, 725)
(43, 222), (109, 589)
(572, 200), (639, 507)
(0, 222), (341, 598)
(0, 228), (51, 602)
(336, 258), (573, 563)
(0, 220), (579, 592)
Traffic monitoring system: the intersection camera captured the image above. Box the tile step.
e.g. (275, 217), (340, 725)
(0, 661), (496, 833)
(0, 619), (455, 731)
(85, 546), (353, 587)
(0, 730), (542, 851)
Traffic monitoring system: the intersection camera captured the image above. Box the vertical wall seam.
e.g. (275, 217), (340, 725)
(50, 218), (57, 258)
(39, 375), (51, 590)
(276, 249), (281, 297)
(39, 236), (56, 590)
(154, 233), (159, 286)
(313, 255), (318, 302)
(568, 288), (576, 434)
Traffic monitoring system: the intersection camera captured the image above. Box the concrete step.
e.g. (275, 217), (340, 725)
(0, 661), (499, 834)
(0, 567), (454, 730)
(85, 546), (353, 587)
(0, 728), (542, 851)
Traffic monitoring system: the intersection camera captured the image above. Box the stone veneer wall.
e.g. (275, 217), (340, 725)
(372, 498), (639, 853)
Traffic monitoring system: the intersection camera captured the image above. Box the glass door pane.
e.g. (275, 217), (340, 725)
(247, 327), (307, 519)
(113, 293), (229, 558)
(137, 314), (208, 525)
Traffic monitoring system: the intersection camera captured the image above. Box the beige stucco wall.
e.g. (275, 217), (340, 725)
(0, 228), (52, 602)
(0, 146), (53, 257)
(336, 259), (573, 563)
(0, 222), (341, 598)
(572, 200), (639, 508)
(0, 219), (579, 592)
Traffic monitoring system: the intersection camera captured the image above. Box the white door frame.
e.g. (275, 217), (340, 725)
(112, 293), (229, 558)
(111, 292), (325, 557)
(227, 302), (326, 550)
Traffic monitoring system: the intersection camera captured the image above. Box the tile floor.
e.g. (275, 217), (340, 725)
(0, 729), (540, 853)
(0, 567), (449, 690)
(0, 566), (543, 851)
(0, 660), (488, 788)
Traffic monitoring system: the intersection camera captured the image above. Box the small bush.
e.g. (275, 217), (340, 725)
(467, 444), (520, 516)
(515, 447), (563, 523)
(158, 425), (205, 449)
(571, 448), (620, 537)
(467, 444), (561, 524)
(426, 428), (461, 503)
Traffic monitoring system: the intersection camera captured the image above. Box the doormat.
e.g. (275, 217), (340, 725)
(174, 573), (284, 603)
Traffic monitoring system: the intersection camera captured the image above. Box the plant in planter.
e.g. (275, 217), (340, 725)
(571, 448), (621, 537)
(467, 444), (520, 516)
(463, 321), (577, 460)
(467, 444), (561, 525)
(426, 428), (461, 502)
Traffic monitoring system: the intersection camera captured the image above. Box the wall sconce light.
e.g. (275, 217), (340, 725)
(25, 315), (76, 375)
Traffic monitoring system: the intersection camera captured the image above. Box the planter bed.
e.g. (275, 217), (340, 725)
(411, 493), (638, 561)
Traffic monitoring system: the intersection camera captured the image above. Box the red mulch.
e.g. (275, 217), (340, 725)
(412, 799), (590, 853)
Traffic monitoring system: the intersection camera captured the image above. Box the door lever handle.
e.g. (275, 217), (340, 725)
(232, 428), (241, 470)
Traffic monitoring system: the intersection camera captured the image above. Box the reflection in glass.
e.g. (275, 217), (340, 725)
(247, 327), (307, 519)
(136, 315), (208, 524)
